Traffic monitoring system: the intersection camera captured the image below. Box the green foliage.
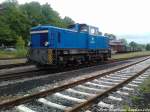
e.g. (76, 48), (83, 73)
(0, 0), (74, 46)
(123, 105), (131, 112)
(63, 16), (75, 27)
(128, 77), (150, 109)
(129, 41), (146, 51)
(0, 50), (16, 58)
(129, 41), (137, 49)
(146, 44), (150, 51)
(15, 36), (25, 49)
(0, 49), (27, 58)
(120, 38), (128, 46)
(131, 96), (142, 103)
(139, 77), (150, 93)
(104, 33), (116, 40)
(0, 0), (31, 45)
(19, 2), (74, 28)
(15, 48), (27, 57)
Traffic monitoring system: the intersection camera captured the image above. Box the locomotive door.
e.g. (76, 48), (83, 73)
(31, 34), (40, 48)
(49, 31), (61, 64)
(49, 31), (61, 48)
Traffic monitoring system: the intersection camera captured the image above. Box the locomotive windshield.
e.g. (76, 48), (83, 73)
(68, 24), (100, 35)
(80, 24), (88, 32)
(68, 24), (89, 33)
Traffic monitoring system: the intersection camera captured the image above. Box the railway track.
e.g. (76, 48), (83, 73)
(0, 56), (148, 82)
(0, 59), (127, 81)
(0, 63), (31, 70)
(0, 57), (26, 60)
(0, 58), (27, 69)
(0, 54), (149, 70)
(0, 64), (39, 81)
(0, 57), (150, 112)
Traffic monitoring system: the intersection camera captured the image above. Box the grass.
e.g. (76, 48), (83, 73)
(112, 51), (150, 60)
(139, 77), (150, 93)
(121, 77), (150, 112)
(0, 49), (27, 59)
(124, 76), (150, 111)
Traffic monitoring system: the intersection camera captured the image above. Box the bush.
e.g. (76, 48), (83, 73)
(15, 36), (25, 50)
(15, 36), (27, 57)
(146, 44), (150, 51)
(15, 48), (27, 57)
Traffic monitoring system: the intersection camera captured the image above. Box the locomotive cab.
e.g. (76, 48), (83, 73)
(68, 23), (101, 35)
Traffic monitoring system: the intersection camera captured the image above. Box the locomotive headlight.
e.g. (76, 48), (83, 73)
(45, 41), (49, 46)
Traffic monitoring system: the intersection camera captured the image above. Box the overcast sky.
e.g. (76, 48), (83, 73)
(0, 0), (150, 43)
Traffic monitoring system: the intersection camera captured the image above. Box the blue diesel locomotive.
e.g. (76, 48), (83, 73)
(28, 23), (111, 65)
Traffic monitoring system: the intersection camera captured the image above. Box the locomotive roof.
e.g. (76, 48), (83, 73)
(31, 24), (79, 33)
(31, 23), (98, 30)
(31, 25), (66, 30)
(30, 24), (104, 37)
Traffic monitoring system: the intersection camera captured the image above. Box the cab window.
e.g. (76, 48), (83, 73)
(80, 24), (88, 32)
(90, 27), (98, 35)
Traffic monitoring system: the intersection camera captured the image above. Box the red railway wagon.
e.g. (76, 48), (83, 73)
(109, 40), (125, 53)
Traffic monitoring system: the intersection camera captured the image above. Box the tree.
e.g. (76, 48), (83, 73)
(19, 2), (70, 28)
(0, 0), (74, 46)
(63, 16), (74, 27)
(136, 44), (146, 51)
(129, 41), (139, 51)
(0, 0), (30, 45)
(119, 38), (128, 46)
(0, 10), (17, 46)
(104, 33), (116, 40)
(146, 44), (150, 51)
(20, 2), (42, 26)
